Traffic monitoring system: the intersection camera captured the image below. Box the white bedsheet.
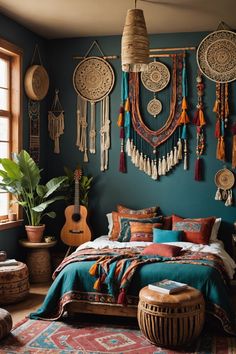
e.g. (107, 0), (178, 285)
(77, 235), (236, 279)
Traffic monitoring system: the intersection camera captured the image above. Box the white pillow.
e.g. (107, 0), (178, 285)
(210, 218), (221, 241)
(106, 213), (113, 235)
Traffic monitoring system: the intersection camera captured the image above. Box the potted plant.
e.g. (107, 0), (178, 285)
(0, 150), (68, 242)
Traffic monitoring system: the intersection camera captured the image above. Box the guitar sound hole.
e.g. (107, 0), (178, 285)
(72, 213), (81, 222)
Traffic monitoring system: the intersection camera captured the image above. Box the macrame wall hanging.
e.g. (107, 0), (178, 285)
(24, 44), (49, 163)
(48, 89), (64, 154)
(73, 41), (116, 171)
(118, 51), (192, 180)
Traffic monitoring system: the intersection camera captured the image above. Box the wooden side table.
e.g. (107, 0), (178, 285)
(19, 239), (57, 283)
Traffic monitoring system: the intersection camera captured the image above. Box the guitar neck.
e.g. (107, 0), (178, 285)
(74, 180), (80, 213)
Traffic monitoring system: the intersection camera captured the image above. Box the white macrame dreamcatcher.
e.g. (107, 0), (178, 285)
(48, 89), (64, 154)
(73, 42), (115, 170)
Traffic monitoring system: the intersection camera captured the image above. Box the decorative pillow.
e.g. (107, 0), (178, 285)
(153, 228), (183, 243)
(118, 215), (163, 242)
(162, 216), (172, 230)
(106, 213), (113, 235)
(210, 218), (221, 241)
(110, 212), (156, 240)
(172, 215), (215, 245)
(117, 204), (159, 215)
(129, 221), (162, 242)
(141, 243), (182, 257)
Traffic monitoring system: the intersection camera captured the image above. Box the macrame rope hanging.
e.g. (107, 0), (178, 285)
(118, 53), (186, 179)
(73, 41), (115, 170)
(192, 72), (206, 181)
(48, 89), (64, 154)
(28, 99), (40, 163)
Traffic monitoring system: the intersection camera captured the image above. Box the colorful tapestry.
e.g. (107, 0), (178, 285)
(1, 317), (236, 353)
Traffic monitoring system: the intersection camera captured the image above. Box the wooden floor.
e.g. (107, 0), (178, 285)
(1, 283), (50, 326)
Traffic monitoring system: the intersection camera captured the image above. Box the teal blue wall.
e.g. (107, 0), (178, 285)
(0, 13), (235, 256)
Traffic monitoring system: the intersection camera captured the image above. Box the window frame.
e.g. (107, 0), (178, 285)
(0, 38), (23, 230)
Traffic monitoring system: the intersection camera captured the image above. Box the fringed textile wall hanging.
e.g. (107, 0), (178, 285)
(73, 41), (115, 170)
(24, 44), (49, 163)
(119, 53), (187, 179)
(192, 72), (206, 181)
(48, 89), (64, 154)
(214, 168), (235, 206)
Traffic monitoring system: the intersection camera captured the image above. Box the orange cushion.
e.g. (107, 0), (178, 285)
(117, 204), (159, 215)
(110, 211), (156, 240)
(141, 243), (182, 257)
(172, 215), (215, 244)
(129, 221), (162, 242)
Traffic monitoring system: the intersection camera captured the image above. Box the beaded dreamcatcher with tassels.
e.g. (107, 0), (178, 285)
(117, 53), (190, 180)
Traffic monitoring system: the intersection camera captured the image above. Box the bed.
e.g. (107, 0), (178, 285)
(29, 234), (236, 335)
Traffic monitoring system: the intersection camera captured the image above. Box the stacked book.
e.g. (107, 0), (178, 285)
(148, 279), (188, 294)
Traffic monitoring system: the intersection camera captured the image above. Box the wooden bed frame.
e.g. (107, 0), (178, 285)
(66, 301), (137, 317)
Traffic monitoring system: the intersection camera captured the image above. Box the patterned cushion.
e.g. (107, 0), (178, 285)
(141, 243), (182, 257)
(130, 221), (163, 242)
(153, 228), (183, 243)
(118, 216), (163, 242)
(110, 212), (156, 240)
(172, 215), (215, 245)
(0, 308), (12, 340)
(117, 204), (159, 215)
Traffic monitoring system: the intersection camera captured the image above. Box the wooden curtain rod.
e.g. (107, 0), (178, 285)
(150, 47), (196, 52)
(73, 55), (119, 60)
(149, 54), (173, 58)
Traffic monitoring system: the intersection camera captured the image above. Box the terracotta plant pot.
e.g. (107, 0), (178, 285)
(25, 225), (45, 243)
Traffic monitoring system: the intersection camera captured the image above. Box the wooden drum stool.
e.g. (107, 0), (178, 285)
(0, 262), (29, 305)
(138, 286), (205, 348)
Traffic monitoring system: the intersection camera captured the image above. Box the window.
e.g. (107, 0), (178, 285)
(0, 38), (22, 228)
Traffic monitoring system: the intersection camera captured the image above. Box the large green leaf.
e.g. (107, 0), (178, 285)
(0, 158), (23, 180)
(32, 196), (64, 212)
(17, 150), (41, 190)
(44, 176), (68, 199)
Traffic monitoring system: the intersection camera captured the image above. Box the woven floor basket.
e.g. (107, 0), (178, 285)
(0, 262), (29, 304)
(138, 286), (205, 348)
(0, 309), (12, 340)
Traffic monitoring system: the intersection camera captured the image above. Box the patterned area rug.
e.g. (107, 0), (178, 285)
(0, 316), (235, 353)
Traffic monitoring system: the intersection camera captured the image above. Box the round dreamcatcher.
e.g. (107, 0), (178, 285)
(197, 30), (236, 83)
(141, 61), (170, 117)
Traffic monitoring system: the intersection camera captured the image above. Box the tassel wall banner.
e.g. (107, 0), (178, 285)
(192, 72), (206, 181)
(118, 53), (189, 180)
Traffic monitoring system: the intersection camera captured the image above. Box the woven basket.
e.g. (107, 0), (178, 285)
(0, 309), (12, 340)
(24, 65), (49, 101)
(138, 286), (205, 348)
(121, 8), (149, 72)
(0, 262), (29, 304)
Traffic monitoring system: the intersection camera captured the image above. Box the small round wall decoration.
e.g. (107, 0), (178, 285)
(141, 61), (170, 92)
(24, 65), (49, 101)
(214, 168), (235, 190)
(73, 56), (115, 102)
(147, 98), (162, 117)
(197, 30), (236, 83)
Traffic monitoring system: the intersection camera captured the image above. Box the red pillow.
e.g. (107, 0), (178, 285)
(172, 215), (215, 245)
(141, 243), (182, 257)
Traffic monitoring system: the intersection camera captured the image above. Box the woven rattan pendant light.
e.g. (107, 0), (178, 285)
(121, 1), (149, 72)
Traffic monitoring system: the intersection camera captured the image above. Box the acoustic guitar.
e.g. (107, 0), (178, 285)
(60, 169), (91, 247)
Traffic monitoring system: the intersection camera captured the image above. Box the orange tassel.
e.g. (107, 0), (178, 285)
(199, 109), (206, 126)
(216, 137), (225, 161)
(93, 278), (101, 291)
(178, 111), (190, 125)
(215, 120), (220, 138)
(124, 97), (130, 112)
(89, 263), (98, 276)
(213, 99), (220, 113)
(181, 97), (188, 109)
(117, 113), (124, 127)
